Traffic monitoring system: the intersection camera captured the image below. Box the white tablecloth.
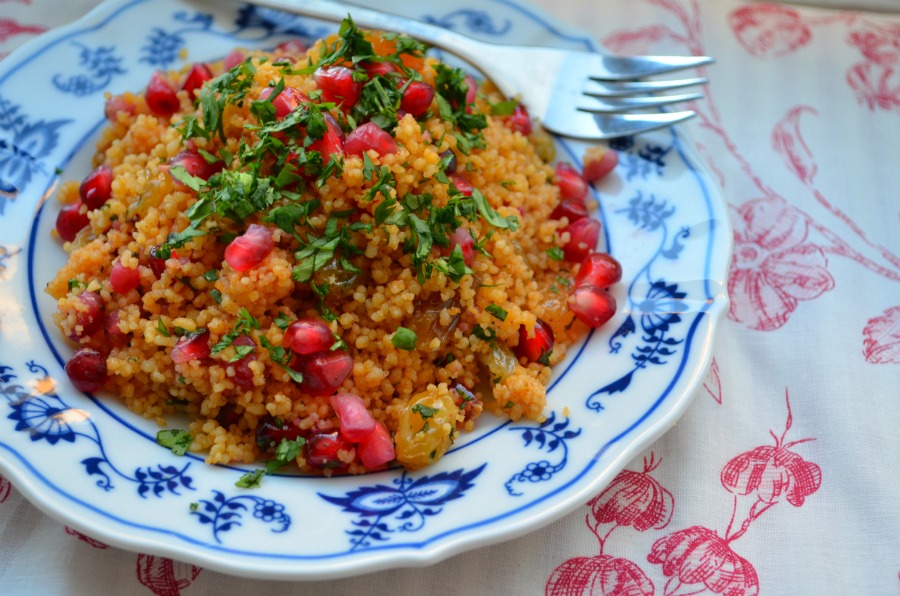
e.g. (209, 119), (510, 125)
(1, 0), (899, 594)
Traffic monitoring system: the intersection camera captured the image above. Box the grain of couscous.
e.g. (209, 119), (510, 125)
(49, 19), (621, 477)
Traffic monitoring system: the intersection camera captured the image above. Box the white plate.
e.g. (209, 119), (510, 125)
(0, 0), (730, 580)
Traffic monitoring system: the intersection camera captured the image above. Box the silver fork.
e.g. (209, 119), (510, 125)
(235, 0), (712, 140)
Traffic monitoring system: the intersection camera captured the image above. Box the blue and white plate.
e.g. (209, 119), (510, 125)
(0, 0), (730, 580)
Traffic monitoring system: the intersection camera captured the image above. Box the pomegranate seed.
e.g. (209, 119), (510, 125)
(505, 104), (532, 135)
(357, 420), (395, 469)
(439, 149), (457, 173)
(569, 285), (617, 328)
(448, 226), (476, 266)
(513, 318), (555, 363)
(69, 291), (104, 340)
(306, 432), (353, 469)
(561, 217), (601, 262)
(181, 63), (213, 98)
(104, 95), (136, 122)
(400, 81), (435, 117)
(555, 162), (588, 200)
(274, 39), (308, 56)
(362, 60), (399, 79)
(575, 253), (622, 289)
(583, 148), (618, 182)
(550, 198), (589, 222)
(230, 335), (257, 390)
(343, 122), (398, 156)
(256, 415), (303, 452)
(224, 224), (274, 272)
(449, 174), (473, 197)
(171, 330), (210, 363)
(257, 86), (308, 119)
(216, 403), (243, 427)
(109, 260), (140, 294)
(147, 245), (167, 277)
(308, 113), (344, 160)
(65, 348), (107, 393)
(463, 74), (478, 109)
(330, 392), (376, 442)
(223, 50), (245, 70)
(314, 66), (362, 108)
(168, 149), (222, 182)
(297, 350), (353, 396)
(283, 318), (334, 354)
(79, 165), (113, 210)
(104, 310), (129, 347)
(56, 202), (89, 242)
(145, 71), (180, 117)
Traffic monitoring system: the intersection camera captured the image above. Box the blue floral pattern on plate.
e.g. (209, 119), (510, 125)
(0, 0), (729, 580)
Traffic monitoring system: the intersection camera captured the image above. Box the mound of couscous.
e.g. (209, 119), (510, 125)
(48, 19), (621, 476)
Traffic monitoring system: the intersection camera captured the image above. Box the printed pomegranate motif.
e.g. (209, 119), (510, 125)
(729, 4), (812, 58)
(648, 526), (760, 596)
(546, 555), (654, 596)
(589, 454), (673, 532)
(135, 554), (202, 596)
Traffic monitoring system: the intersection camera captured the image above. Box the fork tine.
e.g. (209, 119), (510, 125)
(584, 77), (708, 98)
(578, 92), (704, 113)
(580, 111), (697, 140)
(590, 55), (714, 81)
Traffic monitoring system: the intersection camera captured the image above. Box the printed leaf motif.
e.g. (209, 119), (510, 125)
(0, 475), (10, 503)
(0, 18), (45, 44)
(863, 306), (900, 364)
(703, 357), (722, 403)
(772, 106), (818, 184)
(135, 554), (202, 596)
(546, 555), (654, 596)
(64, 526), (108, 549)
(603, 24), (685, 54)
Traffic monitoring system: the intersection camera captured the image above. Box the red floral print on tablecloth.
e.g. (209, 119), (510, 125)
(136, 554), (202, 596)
(863, 306), (900, 363)
(730, 3), (812, 58)
(0, 475), (10, 503)
(847, 22), (900, 112)
(65, 526), (108, 549)
(727, 197), (834, 331)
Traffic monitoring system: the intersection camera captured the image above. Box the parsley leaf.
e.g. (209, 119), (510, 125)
(265, 437), (306, 474)
(235, 469), (265, 488)
(486, 304), (508, 321)
(156, 429), (192, 456)
(411, 403), (438, 419)
(392, 327), (417, 350)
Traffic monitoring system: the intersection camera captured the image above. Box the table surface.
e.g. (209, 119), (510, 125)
(2, 0), (899, 594)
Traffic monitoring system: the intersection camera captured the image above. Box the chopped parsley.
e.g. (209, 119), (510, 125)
(211, 307), (259, 357)
(156, 317), (170, 337)
(486, 304), (508, 321)
(265, 437), (306, 474)
(235, 469), (265, 488)
(156, 429), (192, 456)
(392, 327), (417, 350)
(411, 403), (438, 419)
(547, 246), (565, 261)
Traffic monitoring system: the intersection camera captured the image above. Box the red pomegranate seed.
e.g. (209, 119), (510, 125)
(171, 330), (210, 363)
(400, 81), (435, 117)
(104, 310), (129, 347)
(104, 95), (136, 122)
(308, 113), (344, 160)
(343, 122), (398, 156)
(561, 217), (601, 262)
(147, 245), (167, 277)
(230, 335), (257, 390)
(575, 253), (622, 289)
(569, 285), (617, 328)
(181, 63), (213, 98)
(306, 432), (352, 469)
(505, 104), (532, 135)
(257, 85), (308, 119)
(56, 202), (89, 242)
(224, 224), (274, 272)
(314, 66), (362, 108)
(256, 415), (303, 452)
(463, 74), (478, 109)
(297, 350), (353, 396)
(357, 420), (395, 469)
(274, 39), (308, 56)
(283, 318), (334, 354)
(168, 149), (222, 182)
(450, 174), (473, 197)
(330, 392), (376, 442)
(513, 318), (555, 363)
(448, 226), (476, 266)
(223, 50), (245, 70)
(79, 165), (113, 210)
(109, 260), (140, 294)
(362, 60), (399, 79)
(555, 162), (588, 200)
(68, 291), (104, 340)
(145, 71), (180, 117)
(65, 348), (107, 393)
(583, 148), (618, 182)
(550, 198), (589, 222)
(216, 403), (243, 427)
